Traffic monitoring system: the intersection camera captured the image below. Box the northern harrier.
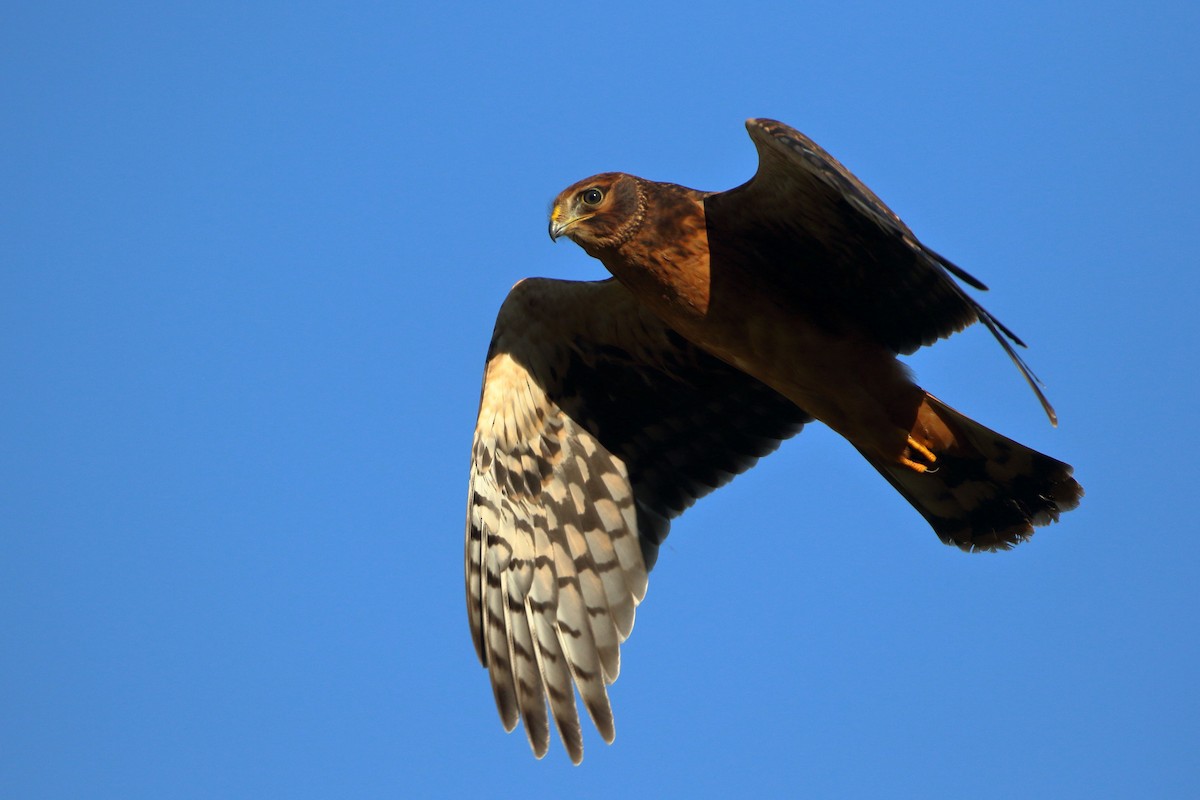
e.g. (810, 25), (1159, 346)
(465, 118), (1082, 763)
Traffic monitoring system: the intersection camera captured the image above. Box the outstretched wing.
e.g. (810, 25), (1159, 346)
(465, 277), (809, 763)
(704, 118), (1055, 422)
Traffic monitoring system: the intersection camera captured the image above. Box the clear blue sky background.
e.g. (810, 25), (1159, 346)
(4, 2), (1197, 797)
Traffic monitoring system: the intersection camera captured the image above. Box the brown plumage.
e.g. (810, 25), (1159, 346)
(467, 118), (1082, 762)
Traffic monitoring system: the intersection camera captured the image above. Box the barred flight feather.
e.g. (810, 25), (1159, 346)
(465, 278), (808, 763)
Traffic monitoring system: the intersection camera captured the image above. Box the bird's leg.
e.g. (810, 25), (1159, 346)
(899, 436), (939, 473)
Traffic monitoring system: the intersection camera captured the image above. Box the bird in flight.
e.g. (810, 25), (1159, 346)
(464, 118), (1082, 763)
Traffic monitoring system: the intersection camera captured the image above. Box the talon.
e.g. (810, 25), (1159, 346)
(907, 437), (938, 465)
(900, 437), (938, 473)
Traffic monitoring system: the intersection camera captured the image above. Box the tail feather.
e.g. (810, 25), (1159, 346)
(864, 394), (1082, 551)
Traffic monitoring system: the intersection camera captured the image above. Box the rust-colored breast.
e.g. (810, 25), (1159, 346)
(604, 184), (714, 325)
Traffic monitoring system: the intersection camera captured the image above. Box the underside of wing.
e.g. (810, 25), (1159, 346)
(465, 278), (809, 763)
(704, 118), (1055, 421)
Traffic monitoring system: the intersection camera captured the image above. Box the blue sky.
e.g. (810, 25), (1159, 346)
(3, 1), (1198, 797)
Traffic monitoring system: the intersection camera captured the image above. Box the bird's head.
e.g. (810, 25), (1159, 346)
(549, 173), (646, 252)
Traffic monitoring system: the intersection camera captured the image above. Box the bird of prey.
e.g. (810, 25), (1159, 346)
(464, 118), (1082, 763)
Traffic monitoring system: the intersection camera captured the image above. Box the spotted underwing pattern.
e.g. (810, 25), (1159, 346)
(465, 278), (807, 764)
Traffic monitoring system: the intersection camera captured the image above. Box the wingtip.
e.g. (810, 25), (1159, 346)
(745, 117), (779, 136)
(528, 733), (550, 760)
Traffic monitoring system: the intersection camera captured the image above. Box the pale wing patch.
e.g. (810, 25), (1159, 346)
(465, 278), (808, 763)
(467, 347), (639, 764)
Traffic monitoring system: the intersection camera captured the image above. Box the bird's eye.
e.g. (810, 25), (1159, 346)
(581, 188), (604, 205)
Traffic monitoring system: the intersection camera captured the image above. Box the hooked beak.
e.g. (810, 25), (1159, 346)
(548, 204), (590, 241)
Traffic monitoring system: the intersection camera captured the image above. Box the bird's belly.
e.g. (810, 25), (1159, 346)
(606, 250), (923, 460)
(668, 303), (922, 460)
